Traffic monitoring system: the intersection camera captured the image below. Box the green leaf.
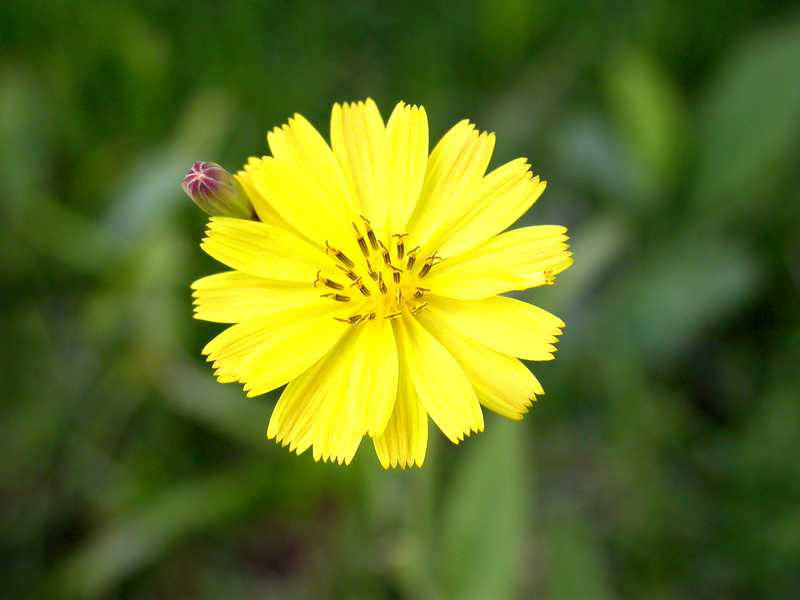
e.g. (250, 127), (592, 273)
(103, 90), (235, 255)
(551, 113), (647, 209)
(606, 48), (686, 195)
(51, 459), (336, 599)
(51, 461), (273, 598)
(439, 420), (528, 600)
(0, 68), (48, 223)
(548, 516), (612, 600)
(693, 20), (800, 219)
(599, 232), (760, 362)
(162, 358), (272, 448)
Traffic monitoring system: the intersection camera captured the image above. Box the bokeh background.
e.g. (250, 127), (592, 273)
(3, 1), (800, 598)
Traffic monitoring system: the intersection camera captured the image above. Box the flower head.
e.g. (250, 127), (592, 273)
(192, 99), (573, 468)
(182, 161), (254, 219)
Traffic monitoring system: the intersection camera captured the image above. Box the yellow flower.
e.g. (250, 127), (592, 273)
(192, 99), (573, 468)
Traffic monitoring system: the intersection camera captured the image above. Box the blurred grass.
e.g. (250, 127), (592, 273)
(2, 1), (800, 598)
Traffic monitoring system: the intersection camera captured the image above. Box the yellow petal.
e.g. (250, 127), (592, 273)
(330, 99), (388, 232)
(200, 217), (322, 282)
(203, 304), (346, 396)
(243, 156), (357, 254)
(191, 272), (321, 324)
(427, 295), (564, 361)
(385, 102), (429, 236)
(235, 157), (296, 229)
(311, 330), (366, 465)
(396, 315), (483, 443)
(425, 225), (573, 300)
(267, 329), (364, 465)
(372, 348), (428, 469)
(267, 113), (356, 215)
(267, 342), (340, 456)
(406, 120), (494, 248)
(347, 316), (399, 436)
(417, 310), (543, 420)
(435, 158), (547, 257)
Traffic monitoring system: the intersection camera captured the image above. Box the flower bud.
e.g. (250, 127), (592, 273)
(181, 161), (254, 219)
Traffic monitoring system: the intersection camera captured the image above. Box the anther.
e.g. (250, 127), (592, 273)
(323, 279), (345, 290)
(335, 315), (363, 324)
(349, 276), (371, 297)
(336, 265), (359, 281)
(325, 241), (355, 268)
(396, 287), (403, 305)
(314, 270), (345, 290)
(352, 223), (370, 257)
(412, 287), (429, 299)
(406, 246), (420, 270)
(393, 233), (409, 259)
(384, 311), (402, 320)
(364, 258), (379, 281)
(386, 263), (403, 285)
(378, 240), (392, 266)
(418, 258), (435, 278)
(418, 254), (442, 278)
(411, 302), (428, 314)
(378, 273), (388, 295)
(320, 293), (351, 302)
(360, 215), (379, 250)
(543, 270), (555, 285)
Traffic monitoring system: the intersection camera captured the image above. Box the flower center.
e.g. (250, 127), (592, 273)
(315, 216), (442, 324)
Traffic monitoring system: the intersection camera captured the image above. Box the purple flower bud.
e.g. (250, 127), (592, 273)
(181, 161), (254, 219)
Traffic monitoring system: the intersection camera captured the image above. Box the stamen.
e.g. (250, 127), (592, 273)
(325, 241), (355, 268)
(411, 302), (428, 314)
(406, 246), (419, 270)
(335, 314), (363, 324)
(336, 265), (359, 281)
(360, 215), (379, 250)
(418, 258), (435, 278)
(314, 270), (345, 290)
(352, 223), (370, 257)
(386, 263), (402, 284)
(357, 312), (376, 324)
(324, 280), (345, 291)
(393, 233), (409, 259)
(349, 276), (371, 297)
(364, 258), (379, 281)
(378, 240), (391, 266)
(418, 254), (443, 278)
(318, 230), (433, 321)
(320, 293), (351, 302)
(335, 311), (377, 325)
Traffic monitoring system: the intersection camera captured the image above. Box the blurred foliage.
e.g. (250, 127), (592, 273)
(2, 1), (800, 598)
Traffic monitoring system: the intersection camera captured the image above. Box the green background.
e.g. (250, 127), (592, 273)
(3, 1), (800, 598)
